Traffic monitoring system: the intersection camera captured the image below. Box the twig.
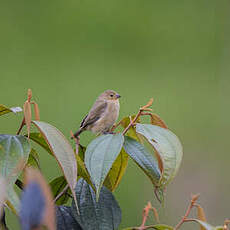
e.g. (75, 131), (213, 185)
(122, 111), (142, 135)
(54, 184), (69, 203)
(140, 202), (152, 229)
(174, 194), (200, 230)
(154, 187), (162, 204)
(70, 130), (80, 155)
(111, 120), (122, 132)
(16, 117), (25, 135)
(122, 98), (154, 135)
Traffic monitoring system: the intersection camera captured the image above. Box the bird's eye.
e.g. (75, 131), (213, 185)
(110, 94), (113, 97)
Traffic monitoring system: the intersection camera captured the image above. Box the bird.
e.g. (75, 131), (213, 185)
(73, 90), (121, 138)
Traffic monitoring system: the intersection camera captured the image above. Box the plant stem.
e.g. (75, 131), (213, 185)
(122, 110), (142, 135)
(16, 117), (25, 135)
(174, 194), (200, 230)
(54, 184), (69, 203)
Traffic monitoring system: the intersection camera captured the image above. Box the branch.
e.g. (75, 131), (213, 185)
(122, 98), (154, 135)
(174, 194), (200, 230)
(70, 130), (80, 155)
(16, 117), (25, 135)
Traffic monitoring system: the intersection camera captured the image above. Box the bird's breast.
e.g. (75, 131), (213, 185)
(90, 100), (120, 133)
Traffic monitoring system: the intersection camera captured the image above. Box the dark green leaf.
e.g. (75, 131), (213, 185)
(56, 206), (82, 230)
(49, 176), (70, 205)
(123, 136), (161, 186)
(32, 121), (78, 211)
(0, 209), (9, 230)
(120, 115), (140, 141)
(0, 135), (31, 213)
(27, 148), (40, 169)
(85, 133), (124, 200)
(0, 104), (22, 116)
(78, 144), (86, 161)
(0, 177), (6, 218)
(28, 132), (52, 155)
(76, 154), (94, 189)
(71, 179), (121, 230)
(136, 124), (183, 187)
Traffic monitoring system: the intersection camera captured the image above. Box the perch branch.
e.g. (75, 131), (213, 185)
(16, 117), (25, 135)
(122, 98), (153, 135)
(70, 130), (80, 155)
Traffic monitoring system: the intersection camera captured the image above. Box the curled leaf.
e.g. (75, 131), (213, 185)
(136, 124), (183, 187)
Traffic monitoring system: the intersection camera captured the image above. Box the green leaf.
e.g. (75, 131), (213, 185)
(0, 177), (6, 217)
(76, 154), (94, 189)
(85, 133), (124, 200)
(49, 176), (70, 205)
(0, 104), (22, 116)
(7, 188), (20, 214)
(32, 121), (78, 211)
(123, 136), (161, 186)
(27, 148), (40, 169)
(0, 135), (31, 213)
(28, 132), (52, 155)
(104, 148), (129, 192)
(56, 206), (82, 230)
(123, 224), (174, 230)
(71, 179), (121, 230)
(78, 144), (86, 161)
(136, 124), (183, 187)
(120, 115), (140, 141)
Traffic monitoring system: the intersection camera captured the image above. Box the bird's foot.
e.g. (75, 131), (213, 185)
(103, 131), (116, 135)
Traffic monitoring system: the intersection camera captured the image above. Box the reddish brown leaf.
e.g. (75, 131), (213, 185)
(23, 101), (32, 138)
(196, 204), (207, 230)
(27, 89), (32, 102)
(150, 113), (168, 129)
(32, 102), (40, 121)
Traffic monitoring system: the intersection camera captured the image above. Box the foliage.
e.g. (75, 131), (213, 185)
(0, 89), (228, 230)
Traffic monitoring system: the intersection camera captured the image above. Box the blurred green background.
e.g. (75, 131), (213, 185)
(1, 0), (230, 229)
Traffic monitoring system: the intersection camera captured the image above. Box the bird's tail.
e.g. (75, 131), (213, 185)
(72, 128), (83, 139)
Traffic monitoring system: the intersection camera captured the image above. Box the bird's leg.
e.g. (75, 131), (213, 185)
(102, 129), (116, 135)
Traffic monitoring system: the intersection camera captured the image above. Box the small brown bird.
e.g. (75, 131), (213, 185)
(73, 90), (121, 138)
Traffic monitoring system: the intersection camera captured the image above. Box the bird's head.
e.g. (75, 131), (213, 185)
(99, 90), (121, 101)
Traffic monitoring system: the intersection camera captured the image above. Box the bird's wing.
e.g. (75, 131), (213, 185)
(80, 101), (107, 129)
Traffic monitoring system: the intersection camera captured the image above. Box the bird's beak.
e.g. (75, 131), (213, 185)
(116, 94), (121, 99)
